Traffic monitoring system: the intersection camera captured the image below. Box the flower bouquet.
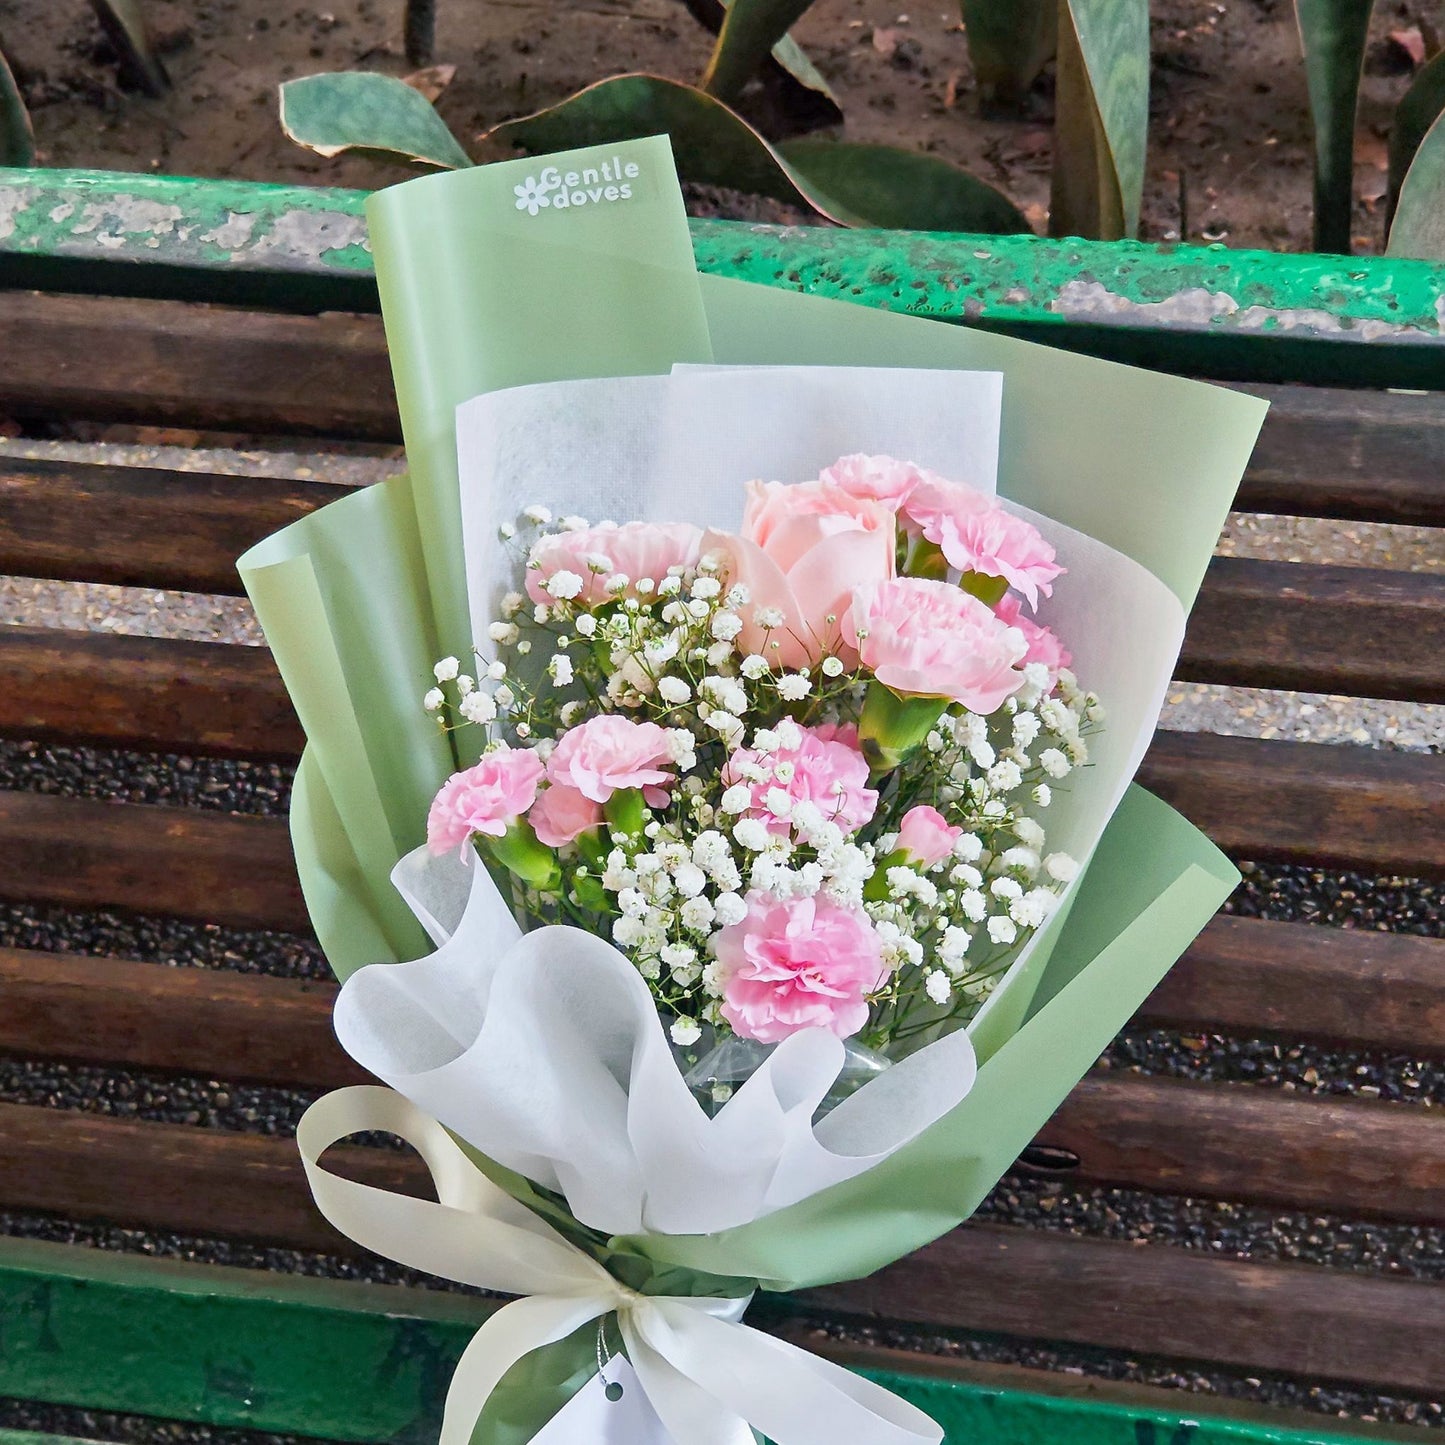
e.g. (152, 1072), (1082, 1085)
(239, 137), (1268, 1445)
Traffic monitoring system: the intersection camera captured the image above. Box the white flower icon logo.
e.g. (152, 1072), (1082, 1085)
(514, 175), (552, 216)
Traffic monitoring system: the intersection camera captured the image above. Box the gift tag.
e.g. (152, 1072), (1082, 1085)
(531, 1356), (675, 1445)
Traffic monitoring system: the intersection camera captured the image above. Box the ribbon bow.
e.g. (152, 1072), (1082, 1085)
(298, 1086), (943, 1445)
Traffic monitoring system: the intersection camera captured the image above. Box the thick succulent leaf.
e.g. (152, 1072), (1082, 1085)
(779, 138), (1028, 231)
(961, 0), (1058, 108)
(280, 72), (473, 169)
(1050, 0), (1149, 240)
(0, 47), (35, 167)
(1387, 48), (1445, 234)
(1387, 107), (1445, 257)
(486, 75), (1026, 232)
(701, 0), (824, 104)
(88, 0), (168, 97)
(404, 0), (438, 67)
(1294, 0), (1375, 253)
(680, 0), (840, 120)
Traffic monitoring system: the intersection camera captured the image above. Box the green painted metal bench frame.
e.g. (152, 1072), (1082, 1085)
(0, 167), (1442, 1445)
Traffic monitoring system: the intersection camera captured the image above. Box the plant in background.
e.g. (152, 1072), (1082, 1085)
(279, 0), (1445, 253)
(0, 1), (168, 166)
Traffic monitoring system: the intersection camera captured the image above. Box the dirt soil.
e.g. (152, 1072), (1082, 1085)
(0, 0), (1435, 252)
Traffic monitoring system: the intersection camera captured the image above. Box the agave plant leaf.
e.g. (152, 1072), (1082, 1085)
(1050, 0), (1150, 240)
(1387, 48), (1445, 234)
(1294, 0), (1375, 253)
(1386, 106), (1445, 257)
(961, 0), (1058, 108)
(280, 72), (473, 169)
(405, 0), (438, 67)
(701, 0), (825, 105)
(88, 0), (168, 97)
(485, 74), (1027, 232)
(0, 46), (35, 167)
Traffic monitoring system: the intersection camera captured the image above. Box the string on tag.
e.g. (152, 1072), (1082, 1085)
(596, 1316), (625, 1402)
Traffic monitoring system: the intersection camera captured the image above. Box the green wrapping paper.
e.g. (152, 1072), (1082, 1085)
(239, 136), (1268, 1443)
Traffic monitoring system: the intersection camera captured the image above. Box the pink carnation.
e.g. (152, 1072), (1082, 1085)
(896, 805), (963, 868)
(546, 715), (673, 804)
(996, 593), (1072, 682)
(714, 891), (887, 1044)
(904, 480), (1063, 609)
(525, 521), (702, 607)
(846, 576), (1029, 714)
(426, 748), (545, 857)
(819, 454), (942, 511)
(721, 725), (877, 837)
(528, 783), (604, 848)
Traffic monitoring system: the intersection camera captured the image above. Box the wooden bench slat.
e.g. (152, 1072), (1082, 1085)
(0, 949), (360, 1090)
(1181, 557), (1445, 703)
(1243, 383), (1445, 528)
(0, 791), (310, 934)
(0, 292), (399, 441)
(1138, 731), (1445, 879)
(0, 456), (347, 596)
(1039, 1073), (1445, 1227)
(1136, 914), (1445, 1058)
(800, 1223), (1445, 1396)
(0, 628), (305, 759)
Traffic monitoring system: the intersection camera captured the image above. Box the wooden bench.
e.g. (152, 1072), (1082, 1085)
(0, 167), (1441, 1444)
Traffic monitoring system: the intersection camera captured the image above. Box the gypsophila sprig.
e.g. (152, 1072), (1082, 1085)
(420, 457), (1099, 1072)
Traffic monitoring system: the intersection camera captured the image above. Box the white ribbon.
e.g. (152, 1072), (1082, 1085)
(298, 1086), (943, 1445)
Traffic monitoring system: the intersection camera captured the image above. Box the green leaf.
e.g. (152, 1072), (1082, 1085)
(1294, 0), (1375, 253)
(485, 74), (1027, 233)
(701, 0), (823, 104)
(88, 0), (168, 97)
(280, 72), (473, 169)
(1051, 0), (1150, 240)
(961, 0), (1058, 108)
(0, 47), (34, 167)
(1387, 106), (1445, 258)
(1387, 47), (1445, 235)
(677, 0), (839, 118)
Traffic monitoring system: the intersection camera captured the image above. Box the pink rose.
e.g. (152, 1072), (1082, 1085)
(707, 481), (894, 670)
(903, 481), (1063, 609)
(426, 748), (545, 857)
(846, 576), (1028, 714)
(720, 724), (877, 838)
(528, 783), (604, 848)
(546, 715), (673, 803)
(714, 891), (887, 1044)
(819, 454), (942, 511)
(896, 805), (963, 868)
(996, 593), (1072, 683)
(526, 521), (702, 607)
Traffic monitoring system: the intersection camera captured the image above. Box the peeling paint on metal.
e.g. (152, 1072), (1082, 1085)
(200, 210), (259, 251)
(250, 208), (369, 262)
(0, 184), (36, 242)
(47, 202), (73, 224)
(73, 197), (185, 243)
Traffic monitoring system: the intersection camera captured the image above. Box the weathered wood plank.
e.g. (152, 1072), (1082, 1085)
(0, 292), (398, 440)
(1136, 914), (1445, 1058)
(1037, 1073), (1445, 1227)
(1138, 731), (1445, 879)
(1180, 557), (1445, 703)
(798, 1224), (1445, 1396)
(0, 792), (310, 934)
(0, 628), (304, 758)
(0, 456), (348, 595)
(0, 950), (360, 1089)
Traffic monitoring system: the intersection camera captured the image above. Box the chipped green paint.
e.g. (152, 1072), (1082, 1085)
(1, 167), (1443, 383)
(0, 1238), (1396, 1445)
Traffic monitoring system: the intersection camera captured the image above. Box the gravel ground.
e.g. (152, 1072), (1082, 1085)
(0, 438), (1441, 1435)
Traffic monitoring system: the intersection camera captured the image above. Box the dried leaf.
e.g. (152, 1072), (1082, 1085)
(943, 67), (962, 108)
(872, 26), (900, 57)
(403, 63), (456, 102)
(1388, 25), (1426, 67)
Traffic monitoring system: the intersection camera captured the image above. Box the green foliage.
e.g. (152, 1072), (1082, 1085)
(1387, 105), (1445, 257)
(1387, 48), (1445, 235)
(88, 0), (168, 98)
(1051, 0), (1149, 239)
(960, 0), (1058, 108)
(701, 0), (820, 104)
(0, 46), (35, 167)
(1294, 0), (1374, 253)
(280, 72), (473, 169)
